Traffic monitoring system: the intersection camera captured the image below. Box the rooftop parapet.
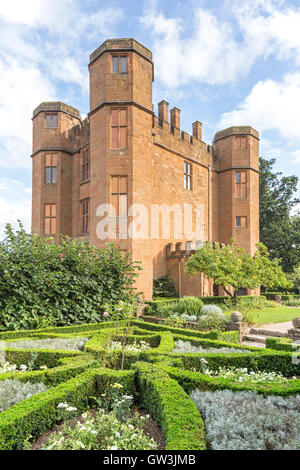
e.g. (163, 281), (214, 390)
(33, 102), (81, 119)
(89, 38), (153, 64)
(213, 126), (259, 143)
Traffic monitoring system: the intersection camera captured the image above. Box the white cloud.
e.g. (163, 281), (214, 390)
(140, 8), (253, 87)
(0, 57), (55, 169)
(291, 150), (300, 164)
(218, 73), (300, 143)
(236, 1), (300, 66)
(0, 1), (124, 171)
(140, 2), (300, 88)
(0, 178), (31, 236)
(0, 197), (31, 236)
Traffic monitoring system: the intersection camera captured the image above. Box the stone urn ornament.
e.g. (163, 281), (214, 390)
(292, 317), (300, 329)
(275, 295), (282, 304)
(231, 311), (243, 322)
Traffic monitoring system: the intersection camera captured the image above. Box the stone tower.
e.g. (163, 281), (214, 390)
(88, 38), (154, 298)
(31, 102), (81, 237)
(213, 127), (260, 255)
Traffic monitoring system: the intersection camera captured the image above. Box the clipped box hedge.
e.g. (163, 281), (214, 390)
(163, 365), (300, 397)
(0, 367), (135, 450)
(1, 319), (299, 451)
(133, 361), (206, 450)
(266, 337), (299, 352)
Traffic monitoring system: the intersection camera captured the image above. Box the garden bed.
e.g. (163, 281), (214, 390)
(30, 407), (165, 450)
(191, 389), (300, 450)
(0, 319), (299, 451)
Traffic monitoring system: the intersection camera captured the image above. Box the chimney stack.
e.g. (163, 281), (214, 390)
(192, 121), (202, 141)
(170, 107), (181, 137)
(158, 100), (169, 130)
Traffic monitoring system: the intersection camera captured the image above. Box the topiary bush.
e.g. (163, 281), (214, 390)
(0, 223), (141, 331)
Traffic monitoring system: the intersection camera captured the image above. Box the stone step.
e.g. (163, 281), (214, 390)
(243, 334), (267, 344)
(250, 327), (288, 338)
(240, 340), (265, 349)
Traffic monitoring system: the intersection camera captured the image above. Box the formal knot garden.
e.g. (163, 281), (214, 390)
(1, 318), (299, 451)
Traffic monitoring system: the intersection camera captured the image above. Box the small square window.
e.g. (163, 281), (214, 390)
(236, 216), (247, 227)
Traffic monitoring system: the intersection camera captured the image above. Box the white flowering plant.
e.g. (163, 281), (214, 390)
(41, 401), (157, 450)
(110, 340), (150, 353)
(0, 362), (48, 375)
(199, 366), (295, 384)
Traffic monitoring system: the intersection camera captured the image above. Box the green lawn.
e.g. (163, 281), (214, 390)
(254, 306), (300, 324)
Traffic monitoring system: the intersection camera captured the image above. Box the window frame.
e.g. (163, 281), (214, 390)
(236, 216), (247, 228)
(81, 199), (90, 234)
(45, 114), (58, 129)
(235, 171), (247, 198)
(111, 108), (128, 150)
(111, 176), (128, 217)
(111, 55), (128, 74)
(82, 149), (89, 182)
(184, 161), (192, 190)
(44, 204), (57, 235)
(235, 136), (247, 149)
(45, 154), (57, 184)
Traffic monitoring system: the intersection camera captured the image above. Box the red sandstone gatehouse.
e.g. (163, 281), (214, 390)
(31, 38), (260, 300)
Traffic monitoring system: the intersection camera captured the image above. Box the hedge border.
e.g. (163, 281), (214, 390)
(0, 367), (135, 450)
(162, 365), (300, 397)
(132, 361), (206, 450)
(1, 319), (299, 451)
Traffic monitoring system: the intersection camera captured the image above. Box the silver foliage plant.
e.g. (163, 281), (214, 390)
(6, 337), (88, 351)
(190, 389), (300, 450)
(201, 305), (224, 316)
(0, 379), (48, 412)
(173, 340), (251, 354)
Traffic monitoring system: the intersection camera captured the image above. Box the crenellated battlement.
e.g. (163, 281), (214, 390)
(166, 241), (227, 259)
(33, 102), (81, 120)
(152, 100), (213, 169)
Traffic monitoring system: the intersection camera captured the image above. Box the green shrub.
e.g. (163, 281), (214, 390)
(153, 274), (177, 298)
(262, 293), (298, 301)
(198, 313), (227, 331)
(265, 337), (299, 352)
(0, 367), (135, 450)
(133, 362), (206, 450)
(282, 298), (300, 307)
(0, 223), (140, 331)
(171, 297), (204, 318)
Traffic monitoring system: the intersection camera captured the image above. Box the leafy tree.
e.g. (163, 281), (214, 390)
(259, 157), (300, 272)
(185, 240), (292, 297)
(288, 264), (300, 296)
(0, 222), (141, 331)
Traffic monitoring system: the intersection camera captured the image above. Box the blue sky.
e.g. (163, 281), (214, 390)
(0, 0), (300, 234)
